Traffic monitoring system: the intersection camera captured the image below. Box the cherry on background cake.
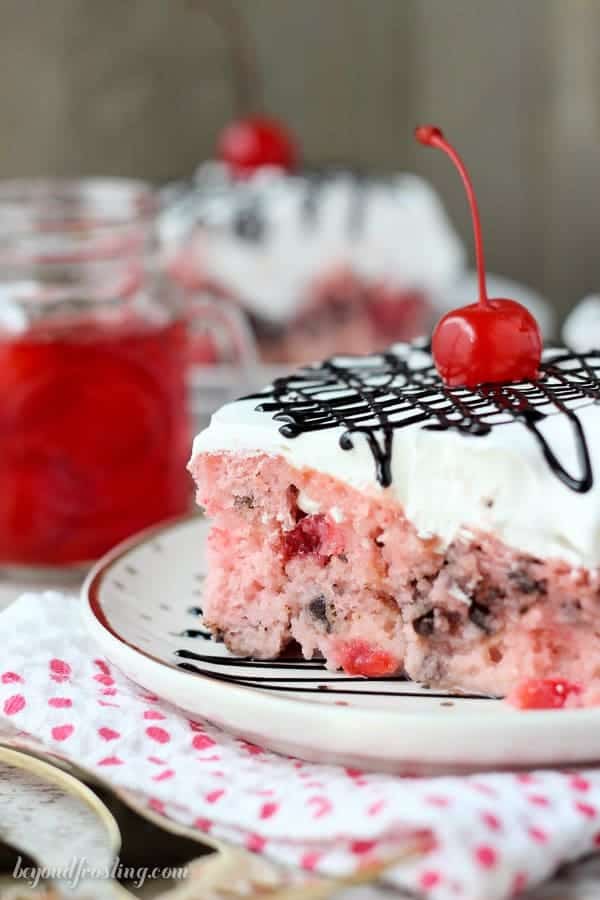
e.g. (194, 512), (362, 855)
(161, 117), (465, 363)
(189, 126), (592, 709)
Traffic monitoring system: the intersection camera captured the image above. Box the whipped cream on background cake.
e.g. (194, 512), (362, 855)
(161, 163), (465, 324)
(563, 295), (600, 352)
(193, 342), (600, 567)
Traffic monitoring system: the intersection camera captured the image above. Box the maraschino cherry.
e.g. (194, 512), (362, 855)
(217, 116), (298, 177)
(415, 125), (542, 388)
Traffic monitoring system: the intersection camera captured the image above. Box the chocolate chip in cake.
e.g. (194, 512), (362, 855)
(233, 494), (255, 509)
(509, 569), (548, 595)
(468, 600), (492, 632)
(440, 610), (462, 636)
(309, 594), (327, 620)
(474, 583), (505, 606)
(413, 609), (434, 636)
(409, 574), (436, 603)
(308, 594), (332, 632)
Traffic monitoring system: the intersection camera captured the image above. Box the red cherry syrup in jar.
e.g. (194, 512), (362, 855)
(0, 179), (192, 568)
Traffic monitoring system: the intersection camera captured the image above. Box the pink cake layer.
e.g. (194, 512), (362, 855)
(190, 451), (600, 700)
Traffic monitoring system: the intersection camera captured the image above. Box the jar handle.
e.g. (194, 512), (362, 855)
(186, 291), (258, 371)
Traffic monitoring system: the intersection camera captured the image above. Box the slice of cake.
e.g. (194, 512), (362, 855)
(189, 340), (600, 703)
(161, 162), (464, 363)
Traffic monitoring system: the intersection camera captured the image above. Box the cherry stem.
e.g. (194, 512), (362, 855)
(190, 0), (262, 117)
(415, 125), (489, 306)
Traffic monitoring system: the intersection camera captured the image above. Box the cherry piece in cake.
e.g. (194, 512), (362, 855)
(337, 639), (399, 677)
(283, 514), (344, 565)
(507, 678), (582, 710)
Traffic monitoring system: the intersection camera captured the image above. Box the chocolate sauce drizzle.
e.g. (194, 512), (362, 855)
(173, 593), (494, 699)
(249, 343), (600, 493)
(183, 165), (380, 242)
(233, 197), (266, 242)
(228, 168), (375, 240)
(301, 171), (327, 227)
(300, 169), (370, 236)
(174, 650), (491, 699)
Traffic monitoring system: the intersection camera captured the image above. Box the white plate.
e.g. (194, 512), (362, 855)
(82, 517), (600, 773)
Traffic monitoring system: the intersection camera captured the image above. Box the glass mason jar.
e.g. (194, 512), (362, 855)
(0, 178), (255, 573)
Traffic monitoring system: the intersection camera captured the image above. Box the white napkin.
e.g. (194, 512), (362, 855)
(2, 592), (600, 900)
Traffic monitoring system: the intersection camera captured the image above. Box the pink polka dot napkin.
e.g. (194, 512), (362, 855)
(2, 592), (600, 900)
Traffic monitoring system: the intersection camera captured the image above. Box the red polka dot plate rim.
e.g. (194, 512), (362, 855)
(82, 516), (600, 773)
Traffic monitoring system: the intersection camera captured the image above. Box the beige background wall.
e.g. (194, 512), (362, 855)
(0, 0), (598, 320)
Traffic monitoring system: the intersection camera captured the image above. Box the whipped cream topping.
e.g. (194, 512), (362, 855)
(192, 342), (600, 567)
(161, 164), (464, 324)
